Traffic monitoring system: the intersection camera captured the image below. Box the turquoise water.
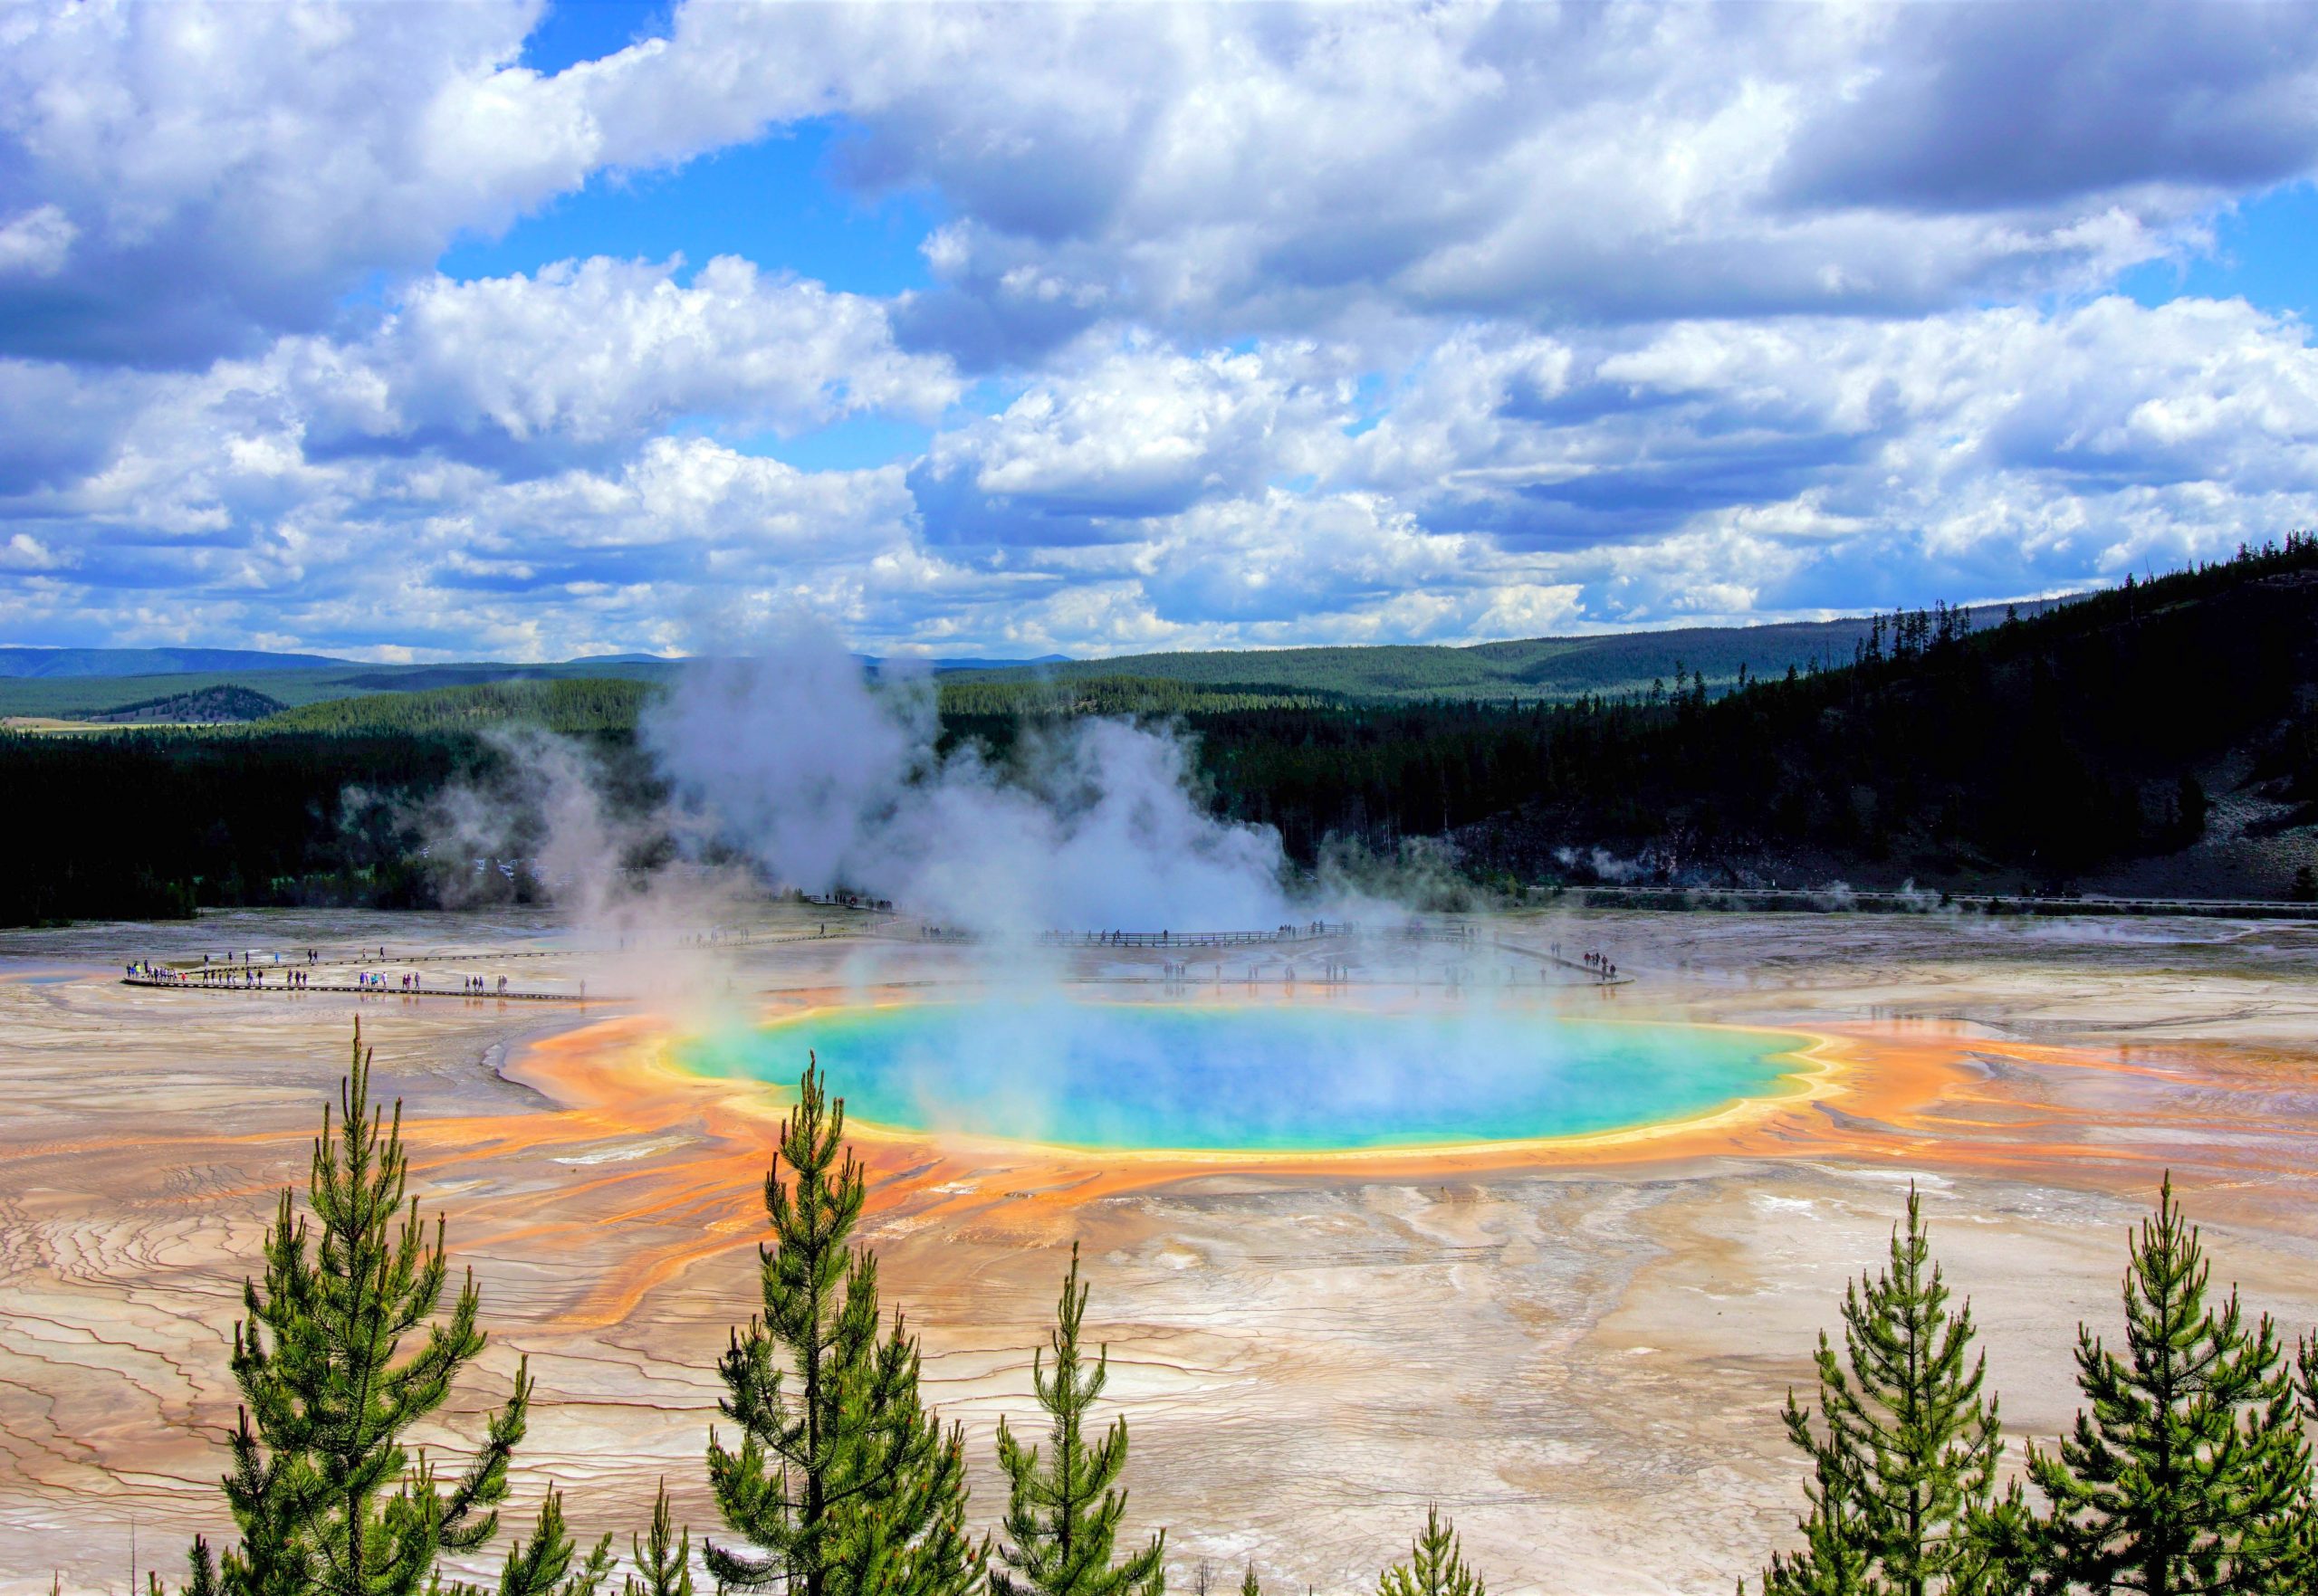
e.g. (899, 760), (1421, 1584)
(680, 999), (1810, 1152)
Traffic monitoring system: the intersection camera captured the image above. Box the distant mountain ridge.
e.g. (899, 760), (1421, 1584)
(0, 609), (2085, 721)
(0, 646), (348, 678)
(0, 645), (1071, 680)
(2, 608), (2075, 715)
(862, 653), (1072, 674)
(958, 606), (2055, 702)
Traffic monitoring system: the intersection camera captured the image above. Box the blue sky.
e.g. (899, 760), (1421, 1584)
(2118, 182), (2318, 324)
(3, 1), (2317, 661)
(438, 120), (943, 305)
(516, 0), (671, 75)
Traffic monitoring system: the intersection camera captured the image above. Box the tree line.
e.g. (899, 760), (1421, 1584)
(132, 1024), (2318, 1596)
(246, 678), (657, 737)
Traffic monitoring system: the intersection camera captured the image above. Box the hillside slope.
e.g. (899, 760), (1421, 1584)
(1431, 546), (2318, 896)
(960, 608), (2051, 701)
(95, 684), (287, 724)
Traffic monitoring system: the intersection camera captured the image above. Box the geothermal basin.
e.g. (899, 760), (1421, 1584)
(6, 904), (2318, 1596)
(683, 999), (1815, 1152)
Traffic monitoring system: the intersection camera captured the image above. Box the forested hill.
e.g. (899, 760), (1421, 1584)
(95, 683), (286, 724)
(1201, 538), (2318, 896)
(252, 678), (656, 736)
(958, 611), (1985, 701)
(240, 675), (1336, 736)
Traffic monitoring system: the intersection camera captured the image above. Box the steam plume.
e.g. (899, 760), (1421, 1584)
(643, 625), (1293, 935)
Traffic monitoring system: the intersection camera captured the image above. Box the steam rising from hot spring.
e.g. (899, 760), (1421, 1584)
(644, 627), (1293, 934)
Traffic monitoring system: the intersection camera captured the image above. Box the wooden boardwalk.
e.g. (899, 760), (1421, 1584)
(1572, 884), (2318, 920)
(121, 976), (618, 1004)
(117, 916), (1623, 1002)
(909, 922), (1480, 949)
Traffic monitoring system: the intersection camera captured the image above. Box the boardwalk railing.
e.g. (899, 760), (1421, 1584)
(909, 922), (1480, 948)
(1571, 884), (2318, 920)
(1037, 924), (1353, 949)
(123, 974), (617, 1003)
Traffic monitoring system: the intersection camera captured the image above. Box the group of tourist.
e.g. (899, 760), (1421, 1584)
(1547, 941), (1622, 980)
(351, 970), (421, 991)
(275, 966), (514, 997)
(123, 947), (563, 1000)
(125, 960), (316, 989)
(125, 954), (534, 997)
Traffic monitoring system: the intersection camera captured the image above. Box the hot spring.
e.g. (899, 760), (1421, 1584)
(680, 999), (1815, 1152)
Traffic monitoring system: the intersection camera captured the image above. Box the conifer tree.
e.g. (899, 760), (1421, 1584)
(1756, 1448), (1875, 1596)
(1759, 1187), (2006, 1596)
(183, 1022), (608, 1596)
(990, 1243), (1166, 1596)
(1376, 1506), (1481, 1596)
(624, 1482), (694, 1596)
(1239, 1567), (1260, 1596)
(2026, 1176), (2307, 1593)
(706, 1058), (982, 1596)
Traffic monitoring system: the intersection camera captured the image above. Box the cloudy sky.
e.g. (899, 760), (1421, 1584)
(5, 1), (2317, 661)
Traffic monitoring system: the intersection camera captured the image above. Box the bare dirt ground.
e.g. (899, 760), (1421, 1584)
(3, 904), (2315, 1595)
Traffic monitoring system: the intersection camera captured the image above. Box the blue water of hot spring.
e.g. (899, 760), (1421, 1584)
(678, 999), (1813, 1152)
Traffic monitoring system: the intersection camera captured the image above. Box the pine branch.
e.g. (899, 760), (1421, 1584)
(1376, 1505), (1481, 1596)
(623, 1481), (694, 1596)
